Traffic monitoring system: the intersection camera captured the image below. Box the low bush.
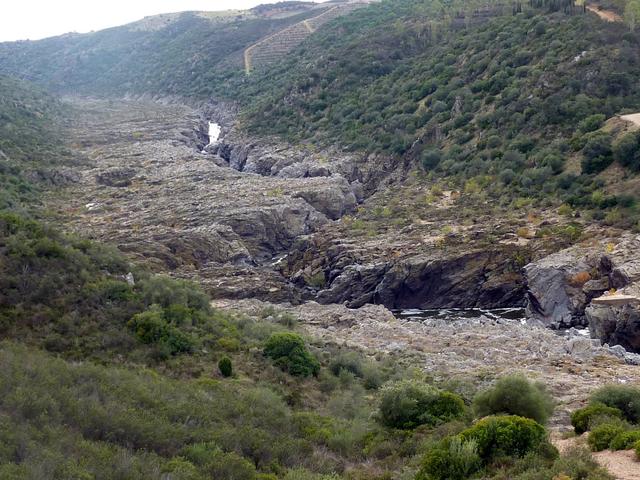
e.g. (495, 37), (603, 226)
(581, 133), (613, 174)
(473, 375), (554, 425)
(416, 437), (482, 480)
(587, 422), (627, 452)
(128, 306), (194, 355)
(329, 352), (364, 378)
(218, 357), (233, 378)
(459, 415), (547, 461)
(636, 440), (640, 460)
(590, 384), (640, 424)
(570, 402), (623, 434)
(609, 430), (640, 451)
(378, 380), (465, 429)
(612, 131), (640, 172)
(264, 332), (320, 377)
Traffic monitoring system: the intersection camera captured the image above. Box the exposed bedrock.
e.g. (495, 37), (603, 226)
(524, 234), (640, 352)
(55, 97), (368, 302)
(209, 129), (402, 196)
(283, 235), (527, 309)
(586, 304), (640, 353)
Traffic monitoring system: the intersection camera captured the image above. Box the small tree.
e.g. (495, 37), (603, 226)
(590, 384), (640, 424)
(416, 437), (482, 480)
(570, 402), (623, 434)
(422, 149), (443, 170)
(613, 131), (640, 172)
(460, 415), (548, 461)
(581, 133), (613, 174)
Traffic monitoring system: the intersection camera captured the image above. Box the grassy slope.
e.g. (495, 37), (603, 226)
(0, 76), (69, 209)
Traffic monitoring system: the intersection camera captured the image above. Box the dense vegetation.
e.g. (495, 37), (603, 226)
(238, 2), (640, 227)
(1, 1), (639, 478)
(570, 384), (640, 461)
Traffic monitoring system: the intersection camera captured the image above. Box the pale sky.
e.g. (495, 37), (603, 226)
(0, 1), (327, 42)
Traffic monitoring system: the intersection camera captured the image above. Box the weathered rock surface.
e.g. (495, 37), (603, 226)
(586, 304), (640, 353)
(524, 249), (597, 328)
(50, 97), (363, 300)
(525, 234), (640, 351)
(284, 223), (528, 309)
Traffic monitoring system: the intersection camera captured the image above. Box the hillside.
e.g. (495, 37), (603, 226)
(239, 1), (640, 227)
(3, 1), (640, 479)
(0, 5), (331, 97)
(0, 76), (70, 210)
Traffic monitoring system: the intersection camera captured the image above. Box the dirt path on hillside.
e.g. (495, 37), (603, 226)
(586, 5), (623, 22)
(621, 113), (640, 126)
(553, 434), (640, 480)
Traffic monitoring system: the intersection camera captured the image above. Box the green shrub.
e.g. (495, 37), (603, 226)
(378, 380), (465, 429)
(581, 133), (613, 174)
(329, 352), (363, 378)
(613, 131), (640, 172)
(218, 356), (233, 378)
(264, 332), (320, 377)
(578, 114), (606, 133)
(459, 415), (547, 461)
(473, 375), (554, 425)
(570, 402), (623, 434)
(128, 305), (194, 355)
(587, 422), (626, 451)
(635, 439), (640, 460)
(422, 149), (443, 170)
(416, 437), (482, 480)
(610, 430), (640, 451)
(590, 384), (640, 423)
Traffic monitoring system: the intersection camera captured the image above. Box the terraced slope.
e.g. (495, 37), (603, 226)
(244, 2), (370, 73)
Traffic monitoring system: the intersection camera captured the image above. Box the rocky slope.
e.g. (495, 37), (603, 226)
(49, 97), (369, 301)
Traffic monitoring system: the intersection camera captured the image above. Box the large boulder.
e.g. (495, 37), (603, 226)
(524, 249), (598, 328)
(586, 304), (640, 353)
(524, 235), (640, 329)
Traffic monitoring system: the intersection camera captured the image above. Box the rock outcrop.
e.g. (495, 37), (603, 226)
(525, 234), (640, 351)
(586, 304), (640, 353)
(284, 222), (529, 310)
(524, 249), (598, 328)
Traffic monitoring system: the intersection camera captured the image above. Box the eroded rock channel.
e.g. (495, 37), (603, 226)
(53, 98), (529, 309)
(44, 96), (640, 430)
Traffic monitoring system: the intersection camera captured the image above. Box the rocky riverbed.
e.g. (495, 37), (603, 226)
(213, 298), (640, 428)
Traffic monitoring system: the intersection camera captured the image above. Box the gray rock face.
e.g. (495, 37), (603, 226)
(53, 97), (368, 302)
(286, 232), (527, 309)
(293, 179), (357, 221)
(524, 250), (596, 328)
(373, 250), (526, 310)
(525, 235), (640, 350)
(586, 304), (640, 353)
